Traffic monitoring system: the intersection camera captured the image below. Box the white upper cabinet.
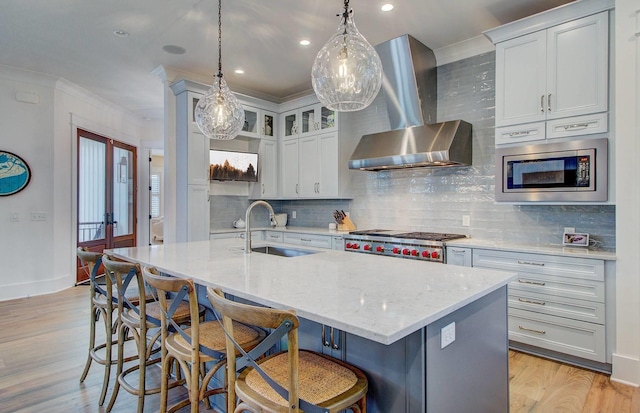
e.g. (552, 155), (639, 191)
(494, 11), (609, 144)
(280, 132), (339, 199)
(240, 105), (278, 140)
(279, 103), (338, 140)
(252, 138), (278, 198)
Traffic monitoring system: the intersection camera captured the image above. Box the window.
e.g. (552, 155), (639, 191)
(150, 174), (161, 218)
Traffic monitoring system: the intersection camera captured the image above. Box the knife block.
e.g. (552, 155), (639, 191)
(338, 216), (356, 231)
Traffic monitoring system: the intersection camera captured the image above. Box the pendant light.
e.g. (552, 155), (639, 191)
(312, 0), (382, 112)
(195, 0), (245, 140)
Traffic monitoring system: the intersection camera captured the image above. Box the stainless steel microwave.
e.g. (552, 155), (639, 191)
(495, 138), (608, 202)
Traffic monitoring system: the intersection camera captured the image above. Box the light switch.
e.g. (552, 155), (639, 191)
(10, 212), (19, 222)
(31, 212), (47, 221)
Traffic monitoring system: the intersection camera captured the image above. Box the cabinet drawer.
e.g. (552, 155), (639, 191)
(509, 308), (605, 362)
(283, 233), (332, 249)
(495, 122), (545, 145)
(547, 113), (608, 139)
(264, 231), (283, 243)
(509, 273), (604, 303)
(509, 290), (605, 324)
(473, 249), (604, 282)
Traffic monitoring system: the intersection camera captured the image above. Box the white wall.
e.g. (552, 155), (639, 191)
(0, 65), (162, 301)
(612, 0), (640, 386)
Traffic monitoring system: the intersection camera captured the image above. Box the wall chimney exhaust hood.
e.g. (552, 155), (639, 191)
(348, 35), (472, 171)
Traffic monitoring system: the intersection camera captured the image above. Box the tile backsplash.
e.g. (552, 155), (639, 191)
(210, 51), (615, 251)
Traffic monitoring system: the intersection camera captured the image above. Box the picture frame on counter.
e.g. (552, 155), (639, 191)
(563, 232), (589, 247)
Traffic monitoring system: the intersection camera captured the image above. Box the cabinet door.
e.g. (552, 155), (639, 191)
(187, 185), (209, 242)
(188, 129), (210, 185)
(280, 109), (299, 140)
(261, 110), (277, 139)
(318, 133), (339, 196)
(300, 106), (317, 136)
(495, 31), (547, 127)
(240, 105), (260, 138)
(546, 12), (608, 120)
(280, 138), (299, 197)
(258, 139), (278, 198)
(298, 136), (319, 197)
(318, 105), (338, 134)
(446, 247), (472, 267)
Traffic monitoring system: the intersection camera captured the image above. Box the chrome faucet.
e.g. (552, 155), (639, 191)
(244, 200), (277, 253)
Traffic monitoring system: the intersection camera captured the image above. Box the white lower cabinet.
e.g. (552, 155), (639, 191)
(445, 247), (472, 266)
(283, 232), (332, 249)
(471, 248), (607, 364)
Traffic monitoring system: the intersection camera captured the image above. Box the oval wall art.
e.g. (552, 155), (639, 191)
(0, 150), (32, 196)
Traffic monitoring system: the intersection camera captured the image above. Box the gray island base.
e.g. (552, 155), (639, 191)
(110, 239), (514, 412)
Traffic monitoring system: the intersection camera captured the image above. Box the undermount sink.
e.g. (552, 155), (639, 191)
(251, 246), (318, 257)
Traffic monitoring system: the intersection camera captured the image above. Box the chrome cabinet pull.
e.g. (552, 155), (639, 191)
(295, 183), (299, 194)
(330, 327), (340, 350)
(509, 130), (531, 137)
(322, 325), (330, 347)
(547, 93), (552, 111)
(518, 279), (546, 286)
(450, 248), (466, 253)
(301, 238), (311, 243)
(518, 325), (546, 335)
(518, 298), (546, 306)
(262, 183), (265, 194)
(540, 95), (545, 112)
(517, 260), (545, 266)
(563, 123), (589, 130)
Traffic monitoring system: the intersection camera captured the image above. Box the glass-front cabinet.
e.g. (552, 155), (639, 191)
(241, 106), (277, 140)
(280, 103), (338, 140)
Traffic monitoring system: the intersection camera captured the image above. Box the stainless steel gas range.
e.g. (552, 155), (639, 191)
(343, 229), (467, 263)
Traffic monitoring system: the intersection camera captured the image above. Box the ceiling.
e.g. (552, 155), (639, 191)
(0, 0), (573, 121)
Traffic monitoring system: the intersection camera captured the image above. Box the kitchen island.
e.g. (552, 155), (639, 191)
(111, 238), (516, 412)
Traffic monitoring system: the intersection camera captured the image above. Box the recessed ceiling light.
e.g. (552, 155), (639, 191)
(113, 29), (129, 37)
(234, 69), (245, 74)
(162, 45), (186, 55)
(299, 39), (311, 46)
(381, 4), (394, 12)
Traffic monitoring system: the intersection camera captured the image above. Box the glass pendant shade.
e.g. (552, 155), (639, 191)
(312, 11), (382, 112)
(195, 76), (245, 140)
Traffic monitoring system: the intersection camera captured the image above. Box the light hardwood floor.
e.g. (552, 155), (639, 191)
(1, 286), (639, 412)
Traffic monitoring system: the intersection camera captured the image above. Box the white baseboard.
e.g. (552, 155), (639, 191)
(0, 274), (75, 302)
(611, 353), (640, 387)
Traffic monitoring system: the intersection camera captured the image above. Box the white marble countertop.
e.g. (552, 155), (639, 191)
(445, 238), (616, 261)
(110, 238), (515, 345)
(211, 226), (348, 236)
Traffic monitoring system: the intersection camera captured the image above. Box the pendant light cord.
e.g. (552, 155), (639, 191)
(217, 0), (223, 84)
(340, 0), (351, 34)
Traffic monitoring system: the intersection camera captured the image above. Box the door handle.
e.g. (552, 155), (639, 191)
(547, 93), (552, 111)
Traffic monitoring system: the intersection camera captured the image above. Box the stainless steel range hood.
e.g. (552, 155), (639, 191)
(348, 35), (472, 171)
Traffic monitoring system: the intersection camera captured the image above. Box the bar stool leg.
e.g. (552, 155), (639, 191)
(99, 303), (114, 406)
(80, 304), (98, 382)
(106, 317), (126, 410)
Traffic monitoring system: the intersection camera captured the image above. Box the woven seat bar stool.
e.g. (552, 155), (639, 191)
(142, 267), (266, 413)
(207, 287), (368, 413)
(77, 247), (116, 405)
(102, 255), (201, 413)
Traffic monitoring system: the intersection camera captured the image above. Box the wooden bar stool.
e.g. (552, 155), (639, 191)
(77, 247), (115, 405)
(207, 287), (368, 413)
(102, 255), (199, 413)
(142, 267), (266, 413)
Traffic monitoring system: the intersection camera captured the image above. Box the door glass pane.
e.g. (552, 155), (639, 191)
(113, 147), (134, 237)
(78, 137), (106, 242)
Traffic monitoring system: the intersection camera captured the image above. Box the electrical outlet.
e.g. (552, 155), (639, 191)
(441, 322), (456, 349)
(292, 211), (296, 219)
(564, 227), (575, 233)
(462, 215), (470, 227)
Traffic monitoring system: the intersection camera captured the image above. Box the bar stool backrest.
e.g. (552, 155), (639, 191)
(101, 255), (145, 319)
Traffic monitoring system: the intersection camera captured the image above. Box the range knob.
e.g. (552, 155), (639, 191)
(364, 244), (372, 251)
(392, 247), (401, 254)
(402, 248), (410, 255)
(421, 250), (429, 258)
(411, 249), (418, 256)
(431, 251), (440, 259)
(376, 245), (385, 253)
(352, 243), (360, 250)
(346, 243), (352, 249)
